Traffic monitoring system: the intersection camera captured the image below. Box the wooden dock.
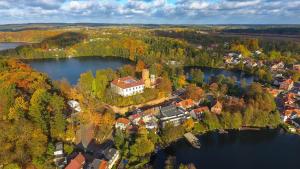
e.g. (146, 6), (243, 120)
(184, 132), (201, 149)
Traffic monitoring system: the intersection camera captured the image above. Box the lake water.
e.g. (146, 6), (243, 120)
(153, 130), (300, 169)
(26, 57), (131, 85)
(27, 57), (254, 85)
(185, 66), (254, 84)
(0, 42), (26, 51)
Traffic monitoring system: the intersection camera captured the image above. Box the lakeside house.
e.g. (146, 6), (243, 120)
(190, 106), (209, 120)
(159, 104), (190, 127)
(280, 79), (294, 91)
(111, 76), (145, 97)
(65, 153), (85, 169)
(115, 118), (130, 130)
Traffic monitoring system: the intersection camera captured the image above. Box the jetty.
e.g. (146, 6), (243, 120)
(184, 132), (201, 149)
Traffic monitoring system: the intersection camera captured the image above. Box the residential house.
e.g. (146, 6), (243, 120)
(271, 62), (285, 72)
(159, 105), (190, 127)
(211, 101), (223, 114)
(68, 100), (81, 112)
(280, 79), (294, 91)
(53, 142), (67, 169)
(111, 76), (145, 97)
(266, 88), (281, 97)
(88, 159), (108, 169)
(115, 118), (130, 130)
(65, 153), (85, 169)
(190, 106), (209, 120)
(103, 148), (120, 169)
(176, 99), (196, 110)
(282, 109), (300, 122)
(293, 64), (300, 73)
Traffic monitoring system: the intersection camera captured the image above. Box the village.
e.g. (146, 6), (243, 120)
(53, 58), (300, 169)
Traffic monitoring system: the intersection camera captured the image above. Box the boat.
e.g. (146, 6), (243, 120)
(184, 132), (201, 149)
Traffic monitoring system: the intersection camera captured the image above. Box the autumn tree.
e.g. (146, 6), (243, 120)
(186, 84), (204, 101)
(136, 60), (146, 72)
(29, 89), (50, 134)
(49, 94), (66, 139)
(231, 44), (251, 57)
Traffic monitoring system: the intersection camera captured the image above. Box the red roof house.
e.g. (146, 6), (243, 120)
(176, 99), (196, 109)
(65, 153), (85, 169)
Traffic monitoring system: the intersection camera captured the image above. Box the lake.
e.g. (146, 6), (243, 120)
(27, 57), (254, 85)
(153, 130), (300, 169)
(0, 42), (26, 51)
(185, 66), (254, 85)
(26, 57), (131, 85)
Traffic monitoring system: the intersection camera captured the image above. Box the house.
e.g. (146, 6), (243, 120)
(88, 159), (108, 169)
(293, 64), (300, 73)
(53, 142), (67, 169)
(190, 106), (209, 120)
(271, 62), (285, 72)
(176, 99), (196, 110)
(111, 76), (145, 97)
(280, 79), (294, 91)
(103, 148), (120, 169)
(65, 153), (85, 169)
(282, 109), (300, 122)
(115, 118), (130, 130)
(68, 100), (81, 112)
(211, 101), (223, 114)
(159, 105), (190, 127)
(129, 113), (142, 125)
(266, 88), (281, 97)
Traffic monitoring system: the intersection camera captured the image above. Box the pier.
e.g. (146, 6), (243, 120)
(184, 132), (201, 149)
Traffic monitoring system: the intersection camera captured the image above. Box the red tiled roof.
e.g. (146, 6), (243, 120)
(192, 106), (209, 114)
(116, 118), (130, 125)
(111, 76), (144, 89)
(99, 160), (108, 169)
(65, 153), (85, 169)
(176, 99), (195, 108)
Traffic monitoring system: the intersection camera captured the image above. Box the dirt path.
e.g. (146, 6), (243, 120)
(109, 96), (170, 114)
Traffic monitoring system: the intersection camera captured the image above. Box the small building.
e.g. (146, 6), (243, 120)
(88, 159), (108, 169)
(53, 142), (67, 168)
(271, 62), (285, 72)
(115, 118), (130, 130)
(103, 148), (120, 169)
(293, 64), (300, 73)
(190, 106), (209, 120)
(280, 79), (294, 91)
(65, 152), (85, 169)
(159, 105), (190, 127)
(111, 76), (145, 97)
(211, 101), (223, 114)
(176, 99), (196, 110)
(68, 100), (81, 112)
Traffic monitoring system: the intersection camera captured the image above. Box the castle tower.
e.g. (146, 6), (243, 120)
(142, 69), (151, 88)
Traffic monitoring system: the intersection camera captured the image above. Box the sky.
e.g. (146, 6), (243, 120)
(0, 0), (300, 24)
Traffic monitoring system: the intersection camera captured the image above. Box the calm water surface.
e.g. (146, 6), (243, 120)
(153, 130), (300, 169)
(26, 57), (131, 84)
(27, 57), (254, 85)
(0, 42), (26, 51)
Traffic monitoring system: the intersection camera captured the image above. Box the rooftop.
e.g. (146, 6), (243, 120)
(116, 118), (130, 125)
(111, 76), (144, 89)
(160, 104), (186, 118)
(65, 153), (85, 169)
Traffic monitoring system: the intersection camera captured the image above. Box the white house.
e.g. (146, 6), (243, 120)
(115, 118), (130, 130)
(67, 100), (81, 112)
(111, 76), (145, 97)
